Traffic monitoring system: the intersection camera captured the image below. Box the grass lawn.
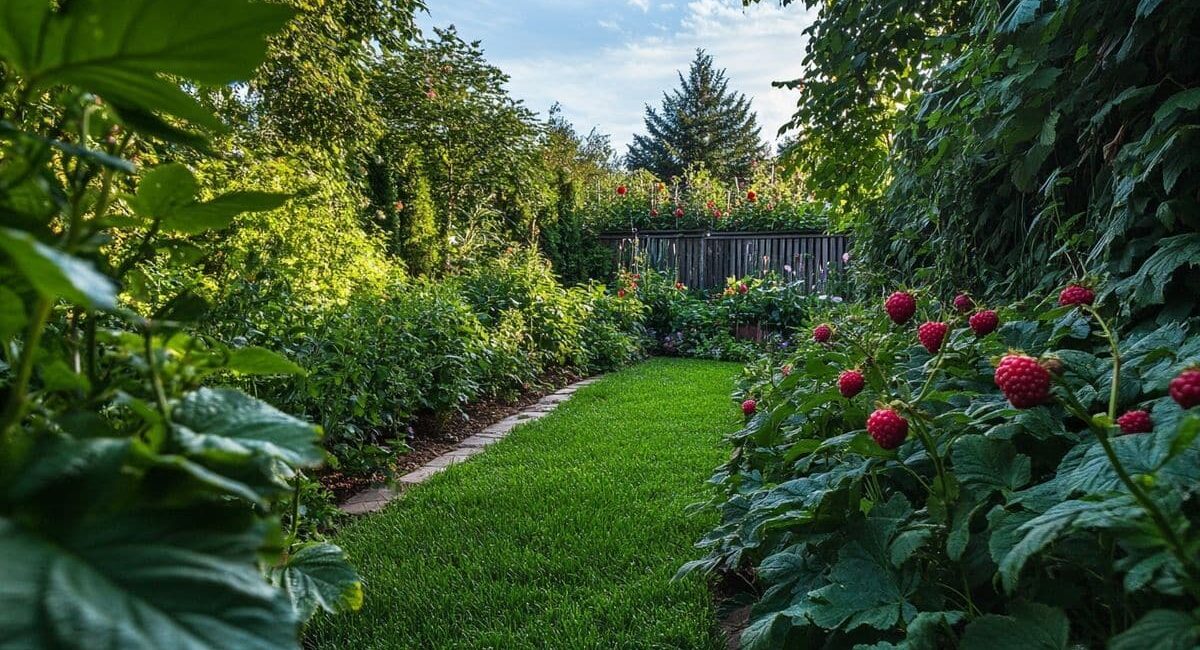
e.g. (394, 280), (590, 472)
(307, 357), (741, 650)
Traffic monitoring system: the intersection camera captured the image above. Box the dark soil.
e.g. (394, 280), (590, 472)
(711, 569), (759, 650)
(320, 368), (584, 502)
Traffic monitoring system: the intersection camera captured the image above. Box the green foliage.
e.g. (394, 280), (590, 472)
(762, 0), (1200, 321)
(582, 162), (829, 233)
(627, 49), (767, 181)
(0, 2), (361, 647)
(685, 288), (1200, 648)
(622, 267), (827, 362)
(372, 27), (550, 265)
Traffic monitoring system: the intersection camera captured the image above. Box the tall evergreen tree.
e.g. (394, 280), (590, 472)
(626, 50), (766, 180)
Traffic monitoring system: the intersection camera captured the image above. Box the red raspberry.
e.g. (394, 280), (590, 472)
(1059, 284), (1095, 307)
(867, 408), (908, 450)
(746, 190), (757, 203)
(741, 399), (757, 416)
(994, 354), (1052, 408)
(885, 291), (917, 324)
(917, 321), (949, 354)
(617, 288), (626, 298)
(650, 209), (659, 217)
(838, 370), (865, 398)
(1170, 369), (1200, 409)
(969, 310), (1000, 336)
(813, 324), (833, 343)
(616, 184), (628, 196)
(1116, 410), (1153, 434)
(953, 293), (974, 314)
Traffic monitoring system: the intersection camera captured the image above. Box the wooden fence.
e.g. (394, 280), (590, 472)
(599, 230), (849, 292)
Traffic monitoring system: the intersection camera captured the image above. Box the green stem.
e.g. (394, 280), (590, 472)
(143, 328), (171, 422)
(0, 299), (53, 443)
(288, 473), (303, 545)
(1059, 370), (1200, 600)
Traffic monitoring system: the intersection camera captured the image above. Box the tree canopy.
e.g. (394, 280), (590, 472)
(626, 50), (766, 181)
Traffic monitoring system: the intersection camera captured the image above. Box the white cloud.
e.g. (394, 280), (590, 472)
(628, 0), (651, 11)
(496, 0), (818, 154)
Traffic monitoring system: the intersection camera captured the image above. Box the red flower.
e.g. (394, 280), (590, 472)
(650, 209), (658, 217)
(673, 206), (684, 218)
(617, 288), (626, 298)
(616, 185), (628, 196)
(737, 283), (748, 295)
(746, 190), (757, 203)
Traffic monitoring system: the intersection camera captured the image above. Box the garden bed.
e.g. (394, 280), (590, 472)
(320, 367), (586, 502)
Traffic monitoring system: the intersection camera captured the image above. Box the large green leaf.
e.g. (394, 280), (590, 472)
(127, 164), (288, 234)
(268, 543), (363, 622)
(172, 388), (323, 468)
(0, 0), (294, 131)
(226, 347), (306, 377)
(162, 192), (290, 235)
(960, 602), (1069, 650)
(0, 509), (298, 649)
(1110, 610), (1200, 650)
(0, 227), (117, 310)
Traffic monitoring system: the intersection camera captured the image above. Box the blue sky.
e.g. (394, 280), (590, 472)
(417, 0), (818, 153)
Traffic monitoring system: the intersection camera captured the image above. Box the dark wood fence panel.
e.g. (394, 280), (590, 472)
(599, 230), (848, 292)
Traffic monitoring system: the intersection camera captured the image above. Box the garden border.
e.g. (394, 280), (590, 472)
(338, 376), (602, 514)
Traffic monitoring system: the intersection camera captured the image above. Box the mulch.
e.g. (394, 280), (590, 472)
(320, 368), (584, 503)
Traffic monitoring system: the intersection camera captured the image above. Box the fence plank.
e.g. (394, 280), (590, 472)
(598, 230), (848, 292)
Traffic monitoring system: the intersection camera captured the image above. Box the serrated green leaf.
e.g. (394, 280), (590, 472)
(130, 163), (199, 219)
(0, 509), (299, 649)
(1110, 609), (1200, 650)
(960, 602), (1069, 649)
(172, 388), (323, 468)
(268, 543), (363, 622)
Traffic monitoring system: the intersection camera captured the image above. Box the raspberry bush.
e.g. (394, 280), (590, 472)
(689, 288), (1200, 649)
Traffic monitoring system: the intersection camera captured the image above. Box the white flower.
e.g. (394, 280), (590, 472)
(832, 296), (844, 303)
(783, 264), (793, 273)
(818, 294), (828, 301)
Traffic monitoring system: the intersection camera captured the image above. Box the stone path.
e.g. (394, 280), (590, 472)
(338, 376), (601, 515)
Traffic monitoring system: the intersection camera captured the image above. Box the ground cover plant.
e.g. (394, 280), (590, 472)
(307, 358), (741, 649)
(685, 285), (1200, 648)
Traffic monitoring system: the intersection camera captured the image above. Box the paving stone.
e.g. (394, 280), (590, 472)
(426, 448), (483, 468)
(398, 465), (445, 484)
(340, 499), (389, 515)
(459, 434), (500, 447)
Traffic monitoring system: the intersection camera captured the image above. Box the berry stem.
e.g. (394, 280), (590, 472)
(1058, 384), (1200, 600)
(1083, 305), (1120, 421)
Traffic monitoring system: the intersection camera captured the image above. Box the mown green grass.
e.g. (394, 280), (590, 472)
(307, 357), (740, 650)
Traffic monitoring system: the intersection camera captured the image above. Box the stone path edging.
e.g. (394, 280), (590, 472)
(339, 376), (602, 515)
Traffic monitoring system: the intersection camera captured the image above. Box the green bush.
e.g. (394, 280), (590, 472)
(686, 288), (1200, 649)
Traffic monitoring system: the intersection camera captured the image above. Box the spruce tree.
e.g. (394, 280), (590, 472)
(626, 49), (766, 180)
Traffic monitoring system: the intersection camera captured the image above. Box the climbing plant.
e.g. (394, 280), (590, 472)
(761, 0), (1200, 321)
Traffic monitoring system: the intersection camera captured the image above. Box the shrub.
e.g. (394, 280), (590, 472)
(686, 288), (1200, 648)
